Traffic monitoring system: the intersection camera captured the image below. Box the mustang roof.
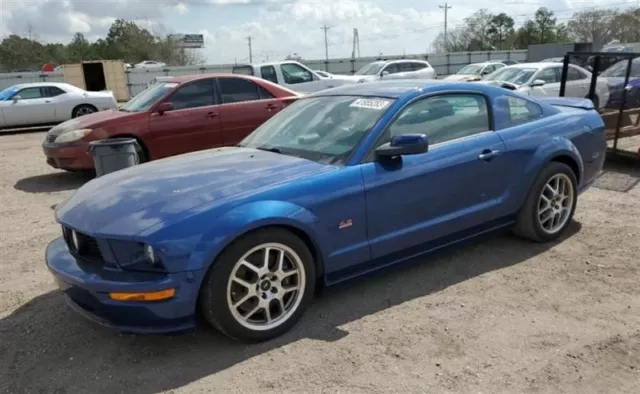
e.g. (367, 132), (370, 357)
(312, 79), (495, 99)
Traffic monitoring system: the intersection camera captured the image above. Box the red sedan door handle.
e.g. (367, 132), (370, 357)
(206, 112), (218, 118)
(265, 103), (280, 111)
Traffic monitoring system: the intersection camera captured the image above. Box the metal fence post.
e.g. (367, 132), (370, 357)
(125, 70), (132, 99)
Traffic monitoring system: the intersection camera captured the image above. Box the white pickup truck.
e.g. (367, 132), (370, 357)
(232, 61), (357, 93)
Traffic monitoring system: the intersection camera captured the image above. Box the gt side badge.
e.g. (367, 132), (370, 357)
(338, 219), (353, 229)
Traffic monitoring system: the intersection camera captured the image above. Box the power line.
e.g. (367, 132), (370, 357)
(439, 3), (452, 50)
(321, 24), (330, 71)
(251, 2), (635, 60)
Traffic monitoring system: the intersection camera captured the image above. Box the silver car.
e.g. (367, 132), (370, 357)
(0, 82), (118, 129)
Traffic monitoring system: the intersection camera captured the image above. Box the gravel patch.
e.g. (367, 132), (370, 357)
(1, 131), (639, 394)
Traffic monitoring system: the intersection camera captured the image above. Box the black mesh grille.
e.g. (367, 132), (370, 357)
(63, 226), (103, 261)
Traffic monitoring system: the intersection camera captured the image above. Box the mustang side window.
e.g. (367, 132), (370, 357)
(386, 93), (490, 146)
(507, 95), (543, 126)
(170, 79), (215, 110)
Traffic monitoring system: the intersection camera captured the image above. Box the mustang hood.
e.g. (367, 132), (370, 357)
(55, 147), (336, 237)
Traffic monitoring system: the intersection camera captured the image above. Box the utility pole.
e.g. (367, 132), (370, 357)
(439, 2), (452, 51)
(246, 36), (253, 63)
(321, 25), (330, 71)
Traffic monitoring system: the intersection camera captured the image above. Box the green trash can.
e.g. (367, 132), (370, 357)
(88, 138), (140, 177)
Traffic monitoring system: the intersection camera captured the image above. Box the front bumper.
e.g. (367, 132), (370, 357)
(46, 237), (204, 334)
(42, 140), (94, 171)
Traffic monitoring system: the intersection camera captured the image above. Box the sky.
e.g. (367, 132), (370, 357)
(0, 0), (638, 64)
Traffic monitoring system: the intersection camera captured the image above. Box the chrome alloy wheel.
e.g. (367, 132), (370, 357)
(226, 243), (306, 331)
(76, 107), (95, 116)
(537, 173), (574, 235)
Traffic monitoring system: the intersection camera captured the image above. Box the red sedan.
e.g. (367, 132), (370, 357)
(42, 73), (302, 171)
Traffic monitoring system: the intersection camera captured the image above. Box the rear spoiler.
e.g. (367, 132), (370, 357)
(538, 97), (595, 110)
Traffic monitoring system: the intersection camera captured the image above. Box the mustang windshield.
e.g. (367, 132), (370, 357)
(355, 62), (385, 76)
(119, 82), (178, 112)
(484, 67), (536, 85)
(0, 86), (18, 101)
(240, 95), (394, 164)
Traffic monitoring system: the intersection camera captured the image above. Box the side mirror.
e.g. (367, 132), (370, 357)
(12, 95), (21, 102)
(481, 70), (490, 76)
(155, 102), (173, 115)
(530, 79), (546, 87)
(381, 70), (390, 78)
(376, 134), (429, 158)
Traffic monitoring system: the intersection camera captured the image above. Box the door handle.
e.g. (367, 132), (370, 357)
(478, 149), (500, 161)
(206, 112), (218, 118)
(265, 103), (280, 110)
(45, 100), (51, 103)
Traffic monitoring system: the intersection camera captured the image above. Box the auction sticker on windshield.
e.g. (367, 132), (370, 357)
(350, 98), (392, 110)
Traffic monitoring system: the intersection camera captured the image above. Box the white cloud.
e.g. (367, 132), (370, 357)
(0, 0), (632, 63)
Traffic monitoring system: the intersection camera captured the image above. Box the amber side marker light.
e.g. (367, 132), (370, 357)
(109, 288), (175, 302)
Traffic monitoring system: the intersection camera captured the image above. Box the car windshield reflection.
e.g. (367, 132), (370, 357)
(240, 95), (395, 165)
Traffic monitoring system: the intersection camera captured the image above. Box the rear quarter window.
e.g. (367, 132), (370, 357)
(232, 66), (254, 76)
(506, 95), (543, 126)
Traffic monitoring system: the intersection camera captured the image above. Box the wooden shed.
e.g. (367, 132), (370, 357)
(62, 60), (130, 102)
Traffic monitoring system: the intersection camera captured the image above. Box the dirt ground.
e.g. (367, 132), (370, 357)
(0, 131), (639, 394)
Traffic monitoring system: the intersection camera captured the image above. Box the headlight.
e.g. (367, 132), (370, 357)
(54, 129), (92, 144)
(144, 244), (158, 264)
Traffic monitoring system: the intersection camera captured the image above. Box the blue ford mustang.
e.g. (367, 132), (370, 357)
(46, 80), (606, 342)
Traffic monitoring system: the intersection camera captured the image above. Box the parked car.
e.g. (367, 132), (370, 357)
(478, 63), (610, 109)
(232, 61), (356, 93)
(443, 61), (506, 81)
(46, 80), (606, 342)
(0, 82), (118, 130)
(599, 57), (640, 109)
(42, 74), (301, 171)
(349, 59), (436, 83)
(134, 60), (166, 69)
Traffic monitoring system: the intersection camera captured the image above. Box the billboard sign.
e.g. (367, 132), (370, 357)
(170, 34), (205, 48)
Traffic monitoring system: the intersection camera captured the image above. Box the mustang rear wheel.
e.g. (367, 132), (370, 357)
(200, 228), (315, 342)
(513, 161), (578, 242)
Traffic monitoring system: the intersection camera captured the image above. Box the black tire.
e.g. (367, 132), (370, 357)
(512, 161), (578, 243)
(72, 104), (97, 118)
(199, 227), (316, 342)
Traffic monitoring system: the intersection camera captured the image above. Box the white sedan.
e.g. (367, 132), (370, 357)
(478, 62), (610, 109)
(0, 82), (118, 129)
(133, 60), (166, 69)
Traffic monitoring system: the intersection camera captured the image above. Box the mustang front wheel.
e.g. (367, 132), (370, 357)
(200, 228), (316, 342)
(513, 161), (578, 242)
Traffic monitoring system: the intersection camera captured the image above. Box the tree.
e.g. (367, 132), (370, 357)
(465, 9), (494, 50)
(67, 33), (93, 62)
(487, 13), (515, 50)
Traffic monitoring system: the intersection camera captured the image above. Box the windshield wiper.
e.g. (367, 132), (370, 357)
(254, 146), (283, 154)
